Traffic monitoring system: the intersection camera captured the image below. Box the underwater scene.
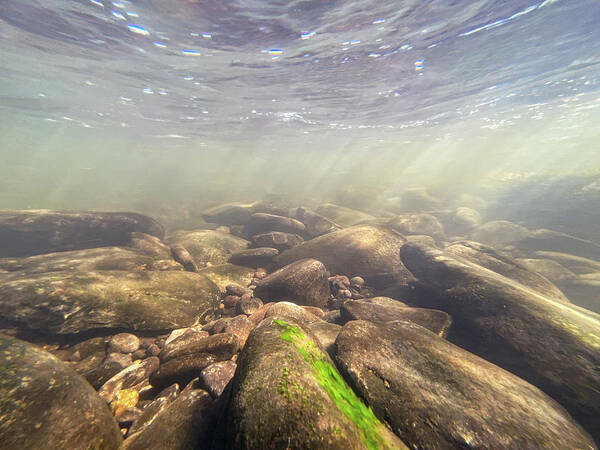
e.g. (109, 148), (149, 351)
(1, 0), (600, 448)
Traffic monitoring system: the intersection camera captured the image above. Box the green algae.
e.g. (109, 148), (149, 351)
(273, 319), (392, 450)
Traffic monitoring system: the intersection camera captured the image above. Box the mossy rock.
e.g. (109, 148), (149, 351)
(166, 230), (249, 265)
(226, 316), (407, 449)
(0, 334), (123, 449)
(0, 270), (221, 334)
(0, 209), (164, 257)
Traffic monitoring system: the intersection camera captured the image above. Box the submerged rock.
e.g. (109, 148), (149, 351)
(252, 231), (304, 251)
(170, 245), (198, 272)
(315, 203), (375, 227)
(123, 387), (216, 450)
(518, 229), (600, 261)
(0, 334), (122, 449)
(470, 220), (529, 248)
(294, 207), (342, 237)
(388, 213), (446, 242)
(165, 229), (248, 266)
(533, 250), (600, 274)
(128, 232), (172, 259)
(244, 213), (305, 235)
(400, 242), (600, 441)
(341, 297), (452, 338)
(225, 317), (408, 449)
(229, 247), (279, 268)
(0, 247), (156, 274)
(0, 209), (164, 257)
(275, 225), (412, 288)
(397, 188), (442, 212)
(200, 360), (237, 398)
(445, 240), (569, 302)
(0, 270), (221, 334)
(451, 206), (482, 233)
(197, 263), (255, 292)
(254, 259), (330, 308)
(335, 320), (595, 449)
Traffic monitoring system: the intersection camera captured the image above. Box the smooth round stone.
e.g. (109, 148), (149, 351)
(109, 333), (141, 354)
(350, 276), (365, 287)
(237, 296), (263, 315)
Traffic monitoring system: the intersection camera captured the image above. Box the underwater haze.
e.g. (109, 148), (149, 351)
(2, 0), (600, 449)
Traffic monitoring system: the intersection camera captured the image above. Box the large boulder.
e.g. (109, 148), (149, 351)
(0, 334), (123, 448)
(0, 270), (221, 334)
(315, 203), (375, 227)
(254, 259), (330, 308)
(445, 240), (569, 302)
(0, 210), (164, 257)
(275, 225), (412, 288)
(340, 297), (452, 337)
(0, 247), (157, 274)
(400, 242), (600, 441)
(225, 317), (407, 449)
(335, 320), (595, 449)
(165, 230), (248, 265)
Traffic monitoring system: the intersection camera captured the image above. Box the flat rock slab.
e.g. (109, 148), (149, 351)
(0, 247), (157, 274)
(335, 320), (595, 449)
(226, 316), (407, 449)
(518, 229), (600, 261)
(252, 231), (304, 251)
(166, 229), (248, 265)
(229, 247), (279, 268)
(294, 207), (342, 237)
(0, 334), (123, 449)
(341, 297), (452, 338)
(254, 259), (330, 308)
(400, 242), (600, 442)
(0, 210), (164, 257)
(275, 225), (413, 288)
(0, 270), (221, 334)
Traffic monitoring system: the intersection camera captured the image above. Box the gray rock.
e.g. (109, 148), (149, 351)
(341, 297), (452, 337)
(226, 317), (408, 449)
(0, 270), (221, 334)
(200, 360), (237, 397)
(398, 188), (441, 212)
(166, 229), (248, 266)
(335, 320), (595, 450)
(400, 242), (600, 441)
(0, 335), (123, 448)
(533, 251), (600, 274)
(229, 247), (279, 268)
(99, 357), (160, 402)
(515, 258), (577, 283)
(452, 206), (481, 232)
(252, 231), (304, 251)
(244, 213), (305, 235)
(275, 225), (412, 288)
(0, 210), (164, 257)
(254, 259), (330, 308)
(264, 301), (323, 325)
(109, 333), (141, 354)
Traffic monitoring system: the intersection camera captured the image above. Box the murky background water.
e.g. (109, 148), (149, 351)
(1, 0), (599, 234)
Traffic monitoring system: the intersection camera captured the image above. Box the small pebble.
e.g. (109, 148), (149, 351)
(147, 344), (161, 357)
(132, 349), (147, 361)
